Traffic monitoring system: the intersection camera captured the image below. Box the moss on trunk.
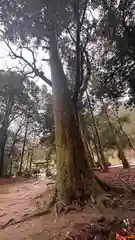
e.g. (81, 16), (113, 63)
(49, 30), (103, 205)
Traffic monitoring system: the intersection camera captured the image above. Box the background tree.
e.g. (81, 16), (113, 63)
(0, 71), (25, 176)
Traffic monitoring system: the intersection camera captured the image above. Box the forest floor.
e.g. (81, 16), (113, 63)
(1, 167), (135, 239)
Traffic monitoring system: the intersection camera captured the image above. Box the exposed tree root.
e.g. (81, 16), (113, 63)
(117, 178), (135, 193)
(0, 208), (51, 230)
(53, 201), (66, 218)
(45, 178), (119, 218)
(95, 175), (129, 193)
(48, 175), (130, 215)
(96, 174), (135, 196)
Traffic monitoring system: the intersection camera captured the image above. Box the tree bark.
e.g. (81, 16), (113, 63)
(18, 113), (29, 175)
(45, 147), (53, 177)
(49, 29), (102, 204)
(113, 109), (135, 152)
(79, 117), (96, 168)
(88, 127), (102, 168)
(79, 115), (96, 168)
(8, 124), (22, 175)
(29, 132), (35, 170)
(73, 0), (81, 109)
(29, 150), (33, 170)
(102, 100), (130, 169)
(0, 92), (14, 177)
(86, 91), (108, 171)
(9, 157), (13, 176)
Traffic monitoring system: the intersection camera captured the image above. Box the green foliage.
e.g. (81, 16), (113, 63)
(92, 0), (135, 104)
(0, 0), (72, 45)
(84, 104), (133, 151)
(0, 70), (54, 175)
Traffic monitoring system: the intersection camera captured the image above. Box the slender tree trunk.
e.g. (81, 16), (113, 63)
(102, 100), (130, 169)
(84, 137), (96, 168)
(8, 130), (19, 159)
(29, 133), (35, 170)
(46, 152), (49, 177)
(89, 129), (102, 168)
(81, 115), (100, 166)
(86, 91), (108, 171)
(0, 93), (13, 177)
(0, 129), (8, 177)
(113, 110), (135, 152)
(8, 125), (22, 175)
(83, 125), (100, 168)
(18, 113), (29, 175)
(79, 116), (96, 168)
(45, 147), (52, 177)
(25, 152), (30, 170)
(49, 29), (102, 204)
(88, 141), (96, 165)
(9, 157), (13, 176)
(73, 0), (81, 109)
(29, 150), (33, 170)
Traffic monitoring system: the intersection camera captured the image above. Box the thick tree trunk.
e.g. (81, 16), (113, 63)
(49, 29), (102, 204)
(86, 91), (108, 171)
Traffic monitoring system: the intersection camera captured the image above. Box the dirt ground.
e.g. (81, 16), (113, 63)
(0, 167), (135, 240)
(0, 176), (101, 240)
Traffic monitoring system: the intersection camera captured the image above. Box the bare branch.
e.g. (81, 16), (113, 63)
(9, 112), (23, 125)
(42, 58), (50, 62)
(80, 50), (91, 98)
(66, 26), (76, 44)
(80, 0), (89, 28)
(23, 46), (37, 69)
(0, 30), (52, 87)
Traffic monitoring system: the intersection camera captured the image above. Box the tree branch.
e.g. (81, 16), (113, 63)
(0, 30), (52, 87)
(80, 0), (89, 28)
